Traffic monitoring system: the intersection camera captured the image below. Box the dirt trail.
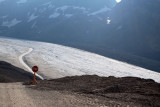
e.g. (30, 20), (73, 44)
(0, 83), (35, 107)
(18, 48), (43, 80)
(0, 83), (104, 107)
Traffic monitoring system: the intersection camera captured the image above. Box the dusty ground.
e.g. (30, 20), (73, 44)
(1, 82), (115, 107)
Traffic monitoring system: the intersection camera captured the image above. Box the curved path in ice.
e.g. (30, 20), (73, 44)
(19, 48), (44, 80)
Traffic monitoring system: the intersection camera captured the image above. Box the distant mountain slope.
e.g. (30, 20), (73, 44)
(0, 0), (115, 41)
(109, 0), (160, 61)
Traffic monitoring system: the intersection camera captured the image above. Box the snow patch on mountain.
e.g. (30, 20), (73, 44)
(0, 0), (5, 3)
(28, 14), (38, 22)
(42, 1), (55, 9)
(48, 4), (55, 9)
(49, 12), (60, 18)
(97, 17), (103, 21)
(56, 6), (69, 12)
(17, 0), (28, 4)
(106, 17), (111, 24)
(0, 16), (7, 19)
(88, 6), (111, 16)
(39, 8), (47, 13)
(55, 6), (88, 14)
(31, 21), (37, 28)
(72, 6), (88, 13)
(42, 1), (52, 6)
(2, 18), (22, 27)
(65, 14), (73, 18)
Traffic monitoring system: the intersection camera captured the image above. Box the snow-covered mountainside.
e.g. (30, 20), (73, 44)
(0, 37), (160, 83)
(0, 0), (115, 39)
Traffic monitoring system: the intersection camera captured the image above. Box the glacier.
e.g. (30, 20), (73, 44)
(0, 37), (160, 83)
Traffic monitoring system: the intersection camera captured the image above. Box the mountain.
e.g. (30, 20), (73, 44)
(0, 0), (160, 72)
(0, 0), (115, 41)
(109, 0), (160, 62)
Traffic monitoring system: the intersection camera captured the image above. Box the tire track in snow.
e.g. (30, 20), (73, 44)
(19, 48), (44, 80)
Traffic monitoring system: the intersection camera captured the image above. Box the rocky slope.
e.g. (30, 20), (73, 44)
(33, 75), (160, 106)
(0, 61), (40, 82)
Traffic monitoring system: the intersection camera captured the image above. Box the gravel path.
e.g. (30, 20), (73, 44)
(0, 83), (104, 107)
